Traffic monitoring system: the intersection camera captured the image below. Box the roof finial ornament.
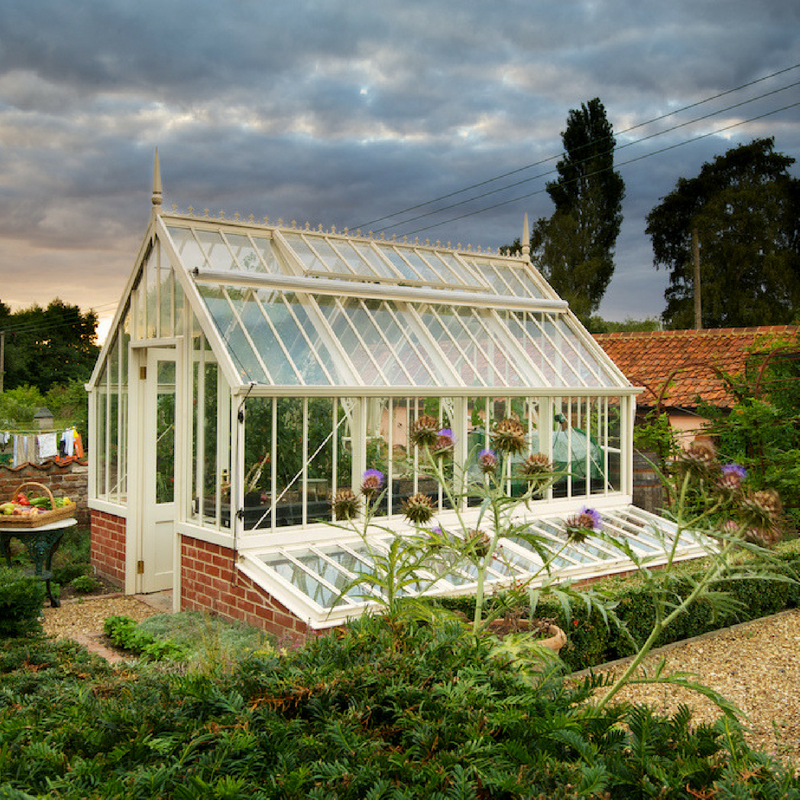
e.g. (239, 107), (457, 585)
(151, 147), (163, 210)
(521, 212), (530, 261)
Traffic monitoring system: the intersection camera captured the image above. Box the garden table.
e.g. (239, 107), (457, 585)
(1, 518), (77, 608)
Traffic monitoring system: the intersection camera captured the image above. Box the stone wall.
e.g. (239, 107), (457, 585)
(0, 458), (89, 524)
(180, 534), (313, 640)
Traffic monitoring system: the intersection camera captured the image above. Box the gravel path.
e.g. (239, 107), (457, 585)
(42, 595), (800, 769)
(586, 608), (800, 770)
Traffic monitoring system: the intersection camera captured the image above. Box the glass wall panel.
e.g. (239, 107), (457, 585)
(94, 330), (129, 504)
(242, 397), (351, 530)
(190, 338), (230, 530)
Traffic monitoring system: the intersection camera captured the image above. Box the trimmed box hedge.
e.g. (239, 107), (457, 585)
(437, 539), (800, 672)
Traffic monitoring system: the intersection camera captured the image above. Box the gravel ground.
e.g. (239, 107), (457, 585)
(42, 594), (161, 660)
(42, 596), (800, 769)
(586, 608), (800, 770)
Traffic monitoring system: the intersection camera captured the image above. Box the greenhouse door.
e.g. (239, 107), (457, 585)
(139, 348), (176, 593)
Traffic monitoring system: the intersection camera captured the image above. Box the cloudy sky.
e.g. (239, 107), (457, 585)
(1, 0), (798, 338)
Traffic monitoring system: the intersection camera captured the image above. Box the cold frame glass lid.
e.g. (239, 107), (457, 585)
(248, 506), (701, 622)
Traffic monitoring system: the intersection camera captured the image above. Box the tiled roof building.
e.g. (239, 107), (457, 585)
(594, 326), (799, 411)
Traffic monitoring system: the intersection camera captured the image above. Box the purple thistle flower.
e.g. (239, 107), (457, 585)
(360, 468), (385, 497)
(478, 448), (498, 474)
(722, 463), (747, 482)
(579, 506), (602, 530)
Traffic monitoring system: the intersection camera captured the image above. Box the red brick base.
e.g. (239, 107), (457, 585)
(90, 509), (126, 586)
(180, 534), (313, 641)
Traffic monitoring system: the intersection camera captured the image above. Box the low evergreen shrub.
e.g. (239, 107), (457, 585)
(0, 567), (45, 638)
(103, 615), (187, 662)
(1, 616), (798, 798)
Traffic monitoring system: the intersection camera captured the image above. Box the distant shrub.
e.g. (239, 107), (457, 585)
(0, 567), (45, 638)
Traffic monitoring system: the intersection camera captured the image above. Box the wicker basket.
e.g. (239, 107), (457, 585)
(0, 482), (77, 528)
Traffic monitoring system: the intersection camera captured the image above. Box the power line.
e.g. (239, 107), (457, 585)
(395, 99), (800, 238)
(370, 79), (800, 235)
(350, 62), (800, 232)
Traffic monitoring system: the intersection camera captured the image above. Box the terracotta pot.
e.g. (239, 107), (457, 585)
(486, 618), (568, 654)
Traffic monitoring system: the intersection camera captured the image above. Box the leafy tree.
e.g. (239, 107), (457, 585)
(532, 98), (625, 319)
(0, 299), (99, 393)
(698, 331), (800, 532)
(646, 137), (800, 329)
(585, 315), (662, 333)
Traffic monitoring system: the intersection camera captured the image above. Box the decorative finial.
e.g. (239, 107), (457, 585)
(522, 212), (530, 261)
(151, 148), (163, 209)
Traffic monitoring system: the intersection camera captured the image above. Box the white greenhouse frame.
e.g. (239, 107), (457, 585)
(86, 163), (703, 630)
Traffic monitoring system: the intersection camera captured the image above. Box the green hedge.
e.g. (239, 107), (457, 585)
(438, 540), (800, 672)
(0, 567), (46, 638)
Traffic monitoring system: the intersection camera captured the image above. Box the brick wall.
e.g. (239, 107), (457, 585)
(91, 509), (126, 587)
(0, 458), (89, 524)
(180, 534), (313, 640)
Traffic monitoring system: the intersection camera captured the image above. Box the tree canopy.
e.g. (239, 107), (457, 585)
(530, 98), (625, 320)
(646, 138), (800, 329)
(0, 299), (99, 394)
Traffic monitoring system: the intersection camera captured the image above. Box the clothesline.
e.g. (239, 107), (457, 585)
(0, 428), (84, 467)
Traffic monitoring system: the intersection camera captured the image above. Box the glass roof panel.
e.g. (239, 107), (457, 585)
(280, 232), (326, 273)
(351, 241), (401, 280)
(314, 296), (385, 385)
(330, 239), (391, 279)
(198, 285), (269, 383)
(304, 237), (358, 277)
(195, 229), (237, 272)
(392, 246), (443, 283)
(360, 299), (441, 385)
(378, 246), (427, 282)
(270, 292), (341, 385)
(414, 304), (484, 386)
(260, 553), (341, 608)
(427, 305), (532, 387)
(166, 226), (207, 269)
(225, 233), (268, 274)
(249, 232), (284, 274)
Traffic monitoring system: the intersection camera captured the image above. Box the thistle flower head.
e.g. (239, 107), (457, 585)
(409, 414), (440, 449)
(360, 468), (385, 497)
(431, 428), (455, 457)
(718, 462), (747, 493)
(518, 453), (553, 481)
(466, 528), (491, 558)
(676, 440), (718, 479)
(402, 492), (435, 525)
(331, 489), (359, 520)
(739, 488), (783, 546)
(564, 506), (602, 544)
(478, 448), (498, 474)
(491, 418), (527, 456)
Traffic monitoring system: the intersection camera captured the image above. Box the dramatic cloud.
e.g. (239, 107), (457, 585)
(0, 0), (798, 329)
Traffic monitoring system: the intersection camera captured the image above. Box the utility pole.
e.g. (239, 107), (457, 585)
(692, 229), (702, 330)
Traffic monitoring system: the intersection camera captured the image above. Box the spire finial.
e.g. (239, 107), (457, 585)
(521, 212), (530, 261)
(151, 148), (163, 209)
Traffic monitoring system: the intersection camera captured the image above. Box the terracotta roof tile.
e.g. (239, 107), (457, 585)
(594, 326), (799, 409)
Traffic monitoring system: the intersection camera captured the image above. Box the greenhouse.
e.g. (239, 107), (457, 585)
(86, 159), (705, 635)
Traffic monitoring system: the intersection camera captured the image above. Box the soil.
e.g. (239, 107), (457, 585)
(55, 574), (122, 603)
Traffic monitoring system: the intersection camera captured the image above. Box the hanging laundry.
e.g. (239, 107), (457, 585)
(37, 432), (59, 461)
(73, 429), (84, 459)
(13, 434), (35, 467)
(60, 428), (74, 458)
